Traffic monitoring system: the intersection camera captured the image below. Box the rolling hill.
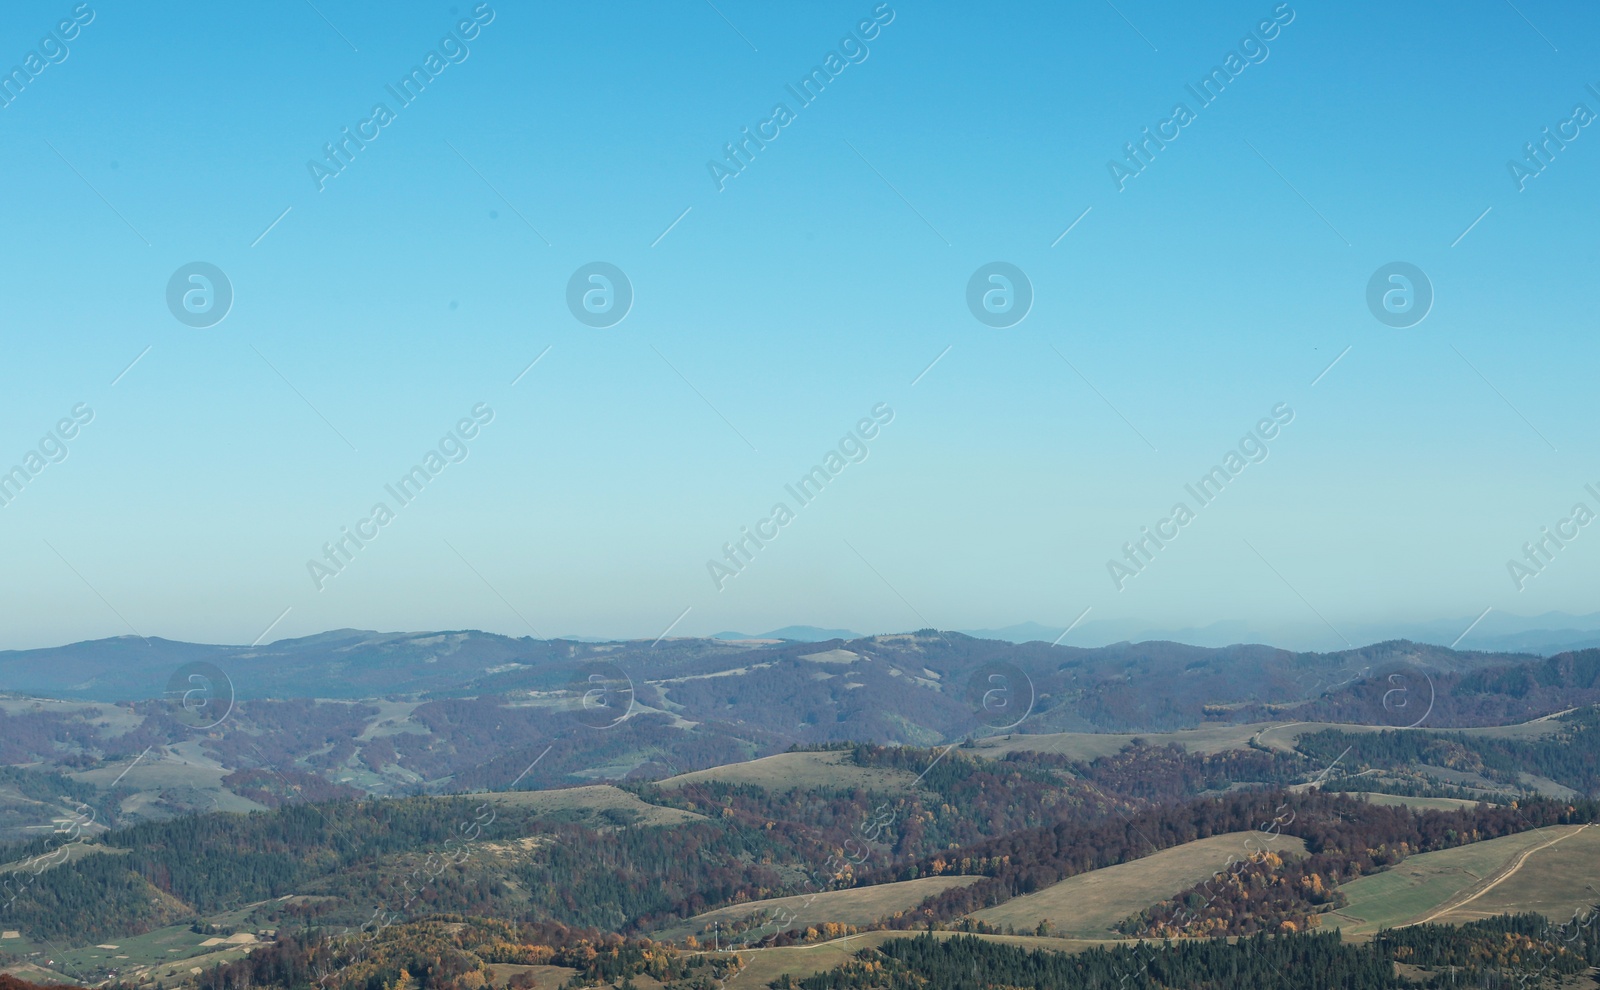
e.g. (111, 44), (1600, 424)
(969, 831), (1311, 936)
(1326, 824), (1599, 938)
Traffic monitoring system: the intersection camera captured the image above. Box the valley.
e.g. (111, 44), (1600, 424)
(1, 632), (1599, 989)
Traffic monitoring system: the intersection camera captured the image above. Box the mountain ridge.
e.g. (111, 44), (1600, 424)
(0, 629), (1553, 704)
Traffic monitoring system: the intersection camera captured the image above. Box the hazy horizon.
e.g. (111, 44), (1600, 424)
(7, 606), (1600, 656)
(3, 1), (1596, 655)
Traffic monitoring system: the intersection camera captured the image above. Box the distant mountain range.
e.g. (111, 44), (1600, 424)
(3, 627), (1599, 835)
(711, 625), (865, 642)
(0, 627), (1593, 725)
(699, 612), (1600, 656)
(963, 611), (1600, 657)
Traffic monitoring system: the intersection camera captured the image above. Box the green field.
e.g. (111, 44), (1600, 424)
(0, 962), (83, 986)
(0, 920), (263, 986)
(1432, 823), (1600, 926)
(1302, 790), (1492, 811)
(1327, 825), (1586, 938)
(970, 830), (1309, 937)
(70, 747), (268, 819)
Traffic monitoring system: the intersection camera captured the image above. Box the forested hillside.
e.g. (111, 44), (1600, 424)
(4, 652), (1600, 990)
(4, 636), (1599, 840)
(6, 727), (1600, 951)
(1297, 707), (1600, 796)
(787, 923), (1600, 990)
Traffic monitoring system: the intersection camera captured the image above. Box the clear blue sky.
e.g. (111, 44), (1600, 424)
(2, 0), (1597, 650)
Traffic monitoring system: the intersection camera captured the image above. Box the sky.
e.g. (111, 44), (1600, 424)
(1, 0), (1598, 652)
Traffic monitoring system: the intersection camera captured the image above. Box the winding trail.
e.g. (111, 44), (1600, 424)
(1409, 824), (1593, 926)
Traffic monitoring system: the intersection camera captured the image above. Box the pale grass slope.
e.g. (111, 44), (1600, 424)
(652, 875), (985, 941)
(972, 714), (1570, 764)
(472, 784), (706, 826)
(717, 931), (1118, 990)
(656, 750), (917, 792)
(970, 830), (1309, 937)
(1327, 824), (1598, 939)
(1427, 822), (1600, 926)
